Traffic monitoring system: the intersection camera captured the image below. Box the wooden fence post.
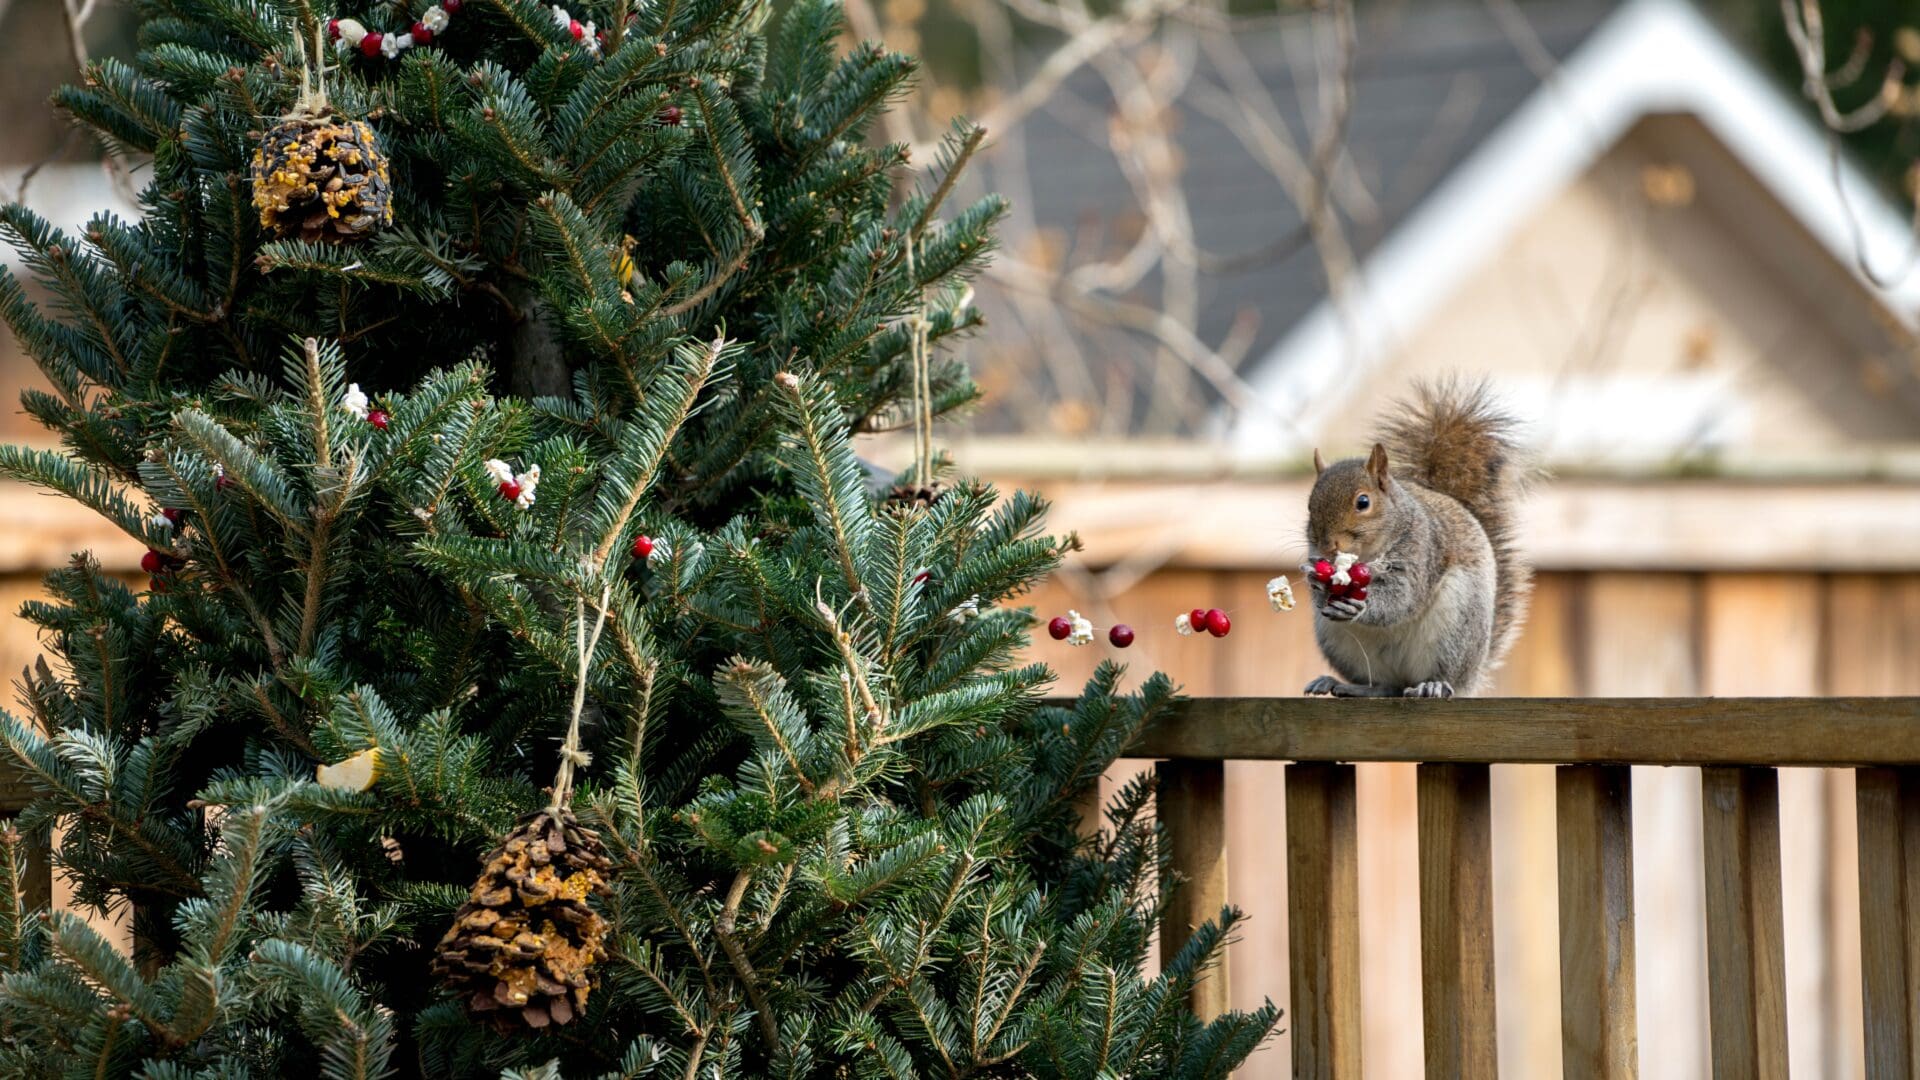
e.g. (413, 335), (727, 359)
(1287, 762), (1361, 1080)
(1158, 758), (1230, 1020)
(1418, 762), (1499, 1079)
(1701, 766), (1789, 1080)
(1855, 767), (1920, 1080)
(1557, 764), (1638, 1080)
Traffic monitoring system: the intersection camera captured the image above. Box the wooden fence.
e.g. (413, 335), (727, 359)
(1136, 697), (1920, 1080)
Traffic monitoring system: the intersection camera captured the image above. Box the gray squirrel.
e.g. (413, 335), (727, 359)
(1302, 380), (1533, 699)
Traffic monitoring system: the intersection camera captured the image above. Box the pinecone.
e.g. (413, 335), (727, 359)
(431, 807), (612, 1032)
(249, 113), (393, 243)
(885, 480), (945, 510)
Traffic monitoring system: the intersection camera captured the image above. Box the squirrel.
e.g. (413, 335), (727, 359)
(1301, 379), (1532, 699)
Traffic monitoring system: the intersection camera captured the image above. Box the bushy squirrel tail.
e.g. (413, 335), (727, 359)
(1378, 378), (1535, 663)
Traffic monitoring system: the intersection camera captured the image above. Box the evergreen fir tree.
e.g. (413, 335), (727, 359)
(0, 0), (1280, 1074)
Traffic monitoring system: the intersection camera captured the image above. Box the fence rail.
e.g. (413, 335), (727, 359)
(1125, 697), (1920, 1080)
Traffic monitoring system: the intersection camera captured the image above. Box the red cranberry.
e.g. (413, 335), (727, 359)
(140, 549), (165, 574)
(1312, 559), (1334, 583)
(1349, 562), (1372, 588)
(443, 0), (462, 12)
(1348, 586), (1369, 602)
(367, 409), (390, 430)
(215, 472), (234, 491)
(569, 18), (584, 38)
(360, 31), (384, 56)
(327, 17), (341, 38)
(1047, 616), (1071, 640)
(162, 508), (184, 525)
(1203, 609), (1230, 637)
(631, 535), (654, 558)
(659, 104), (682, 126)
(1109, 624), (1135, 648)
(1188, 608), (1208, 630)
(498, 480), (523, 502)
(912, 571), (930, 585)
(411, 21), (433, 43)
(1329, 580), (1350, 599)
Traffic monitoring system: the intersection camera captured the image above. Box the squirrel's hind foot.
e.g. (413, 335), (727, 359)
(1403, 680), (1455, 699)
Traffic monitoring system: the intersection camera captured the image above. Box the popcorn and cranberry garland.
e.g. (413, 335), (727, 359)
(484, 458), (542, 509)
(1266, 575), (1295, 611)
(328, 1), (601, 60)
(1311, 552), (1372, 602)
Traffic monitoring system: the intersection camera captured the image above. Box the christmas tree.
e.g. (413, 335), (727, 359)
(0, 0), (1278, 1074)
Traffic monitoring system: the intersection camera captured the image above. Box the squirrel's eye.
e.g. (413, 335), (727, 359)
(1355, 493), (1371, 511)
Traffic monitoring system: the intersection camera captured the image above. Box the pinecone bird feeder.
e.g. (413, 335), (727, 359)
(249, 28), (393, 242)
(433, 587), (615, 1031)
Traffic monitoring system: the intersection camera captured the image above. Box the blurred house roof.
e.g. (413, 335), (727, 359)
(995, 0), (1920, 444)
(1227, 0), (1920, 453)
(999, 0), (1621, 429)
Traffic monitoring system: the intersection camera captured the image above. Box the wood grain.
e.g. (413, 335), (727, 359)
(1419, 763), (1499, 1079)
(1701, 767), (1789, 1080)
(1115, 697), (1920, 766)
(1702, 575), (1837, 1080)
(1557, 764), (1638, 1080)
(1157, 757), (1230, 1020)
(1854, 768), (1920, 1080)
(1286, 762), (1361, 1080)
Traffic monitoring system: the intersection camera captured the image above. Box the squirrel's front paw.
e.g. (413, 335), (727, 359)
(1320, 597), (1366, 622)
(1403, 680), (1454, 699)
(1304, 675), (1339, 696)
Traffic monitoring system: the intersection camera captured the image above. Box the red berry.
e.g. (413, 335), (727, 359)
(162, 507), (184, 525)
(1349, 562), (1372, 588)
(498, 480), (523, 502)
(569, 18), (584, 38)
(1203, 608), (1230, 637)
(411, 20), (433, 43)
(1047, 616), (1071, 640)
(141, 549), (165, 574)
(149, 575), (169, 594)
(1312, 559), (1334, 583)
(631, 534), (654, 559)
(1329, 580), (1350, 599)
(1188, 608), (1208, 630)
(1108, 624), (1135, 648)
(912, 570), (930, 585)
(327, 17), (341, 38)
(360, 31), (383, 56)
(1348, 586), (1369, 602)
(443, 0), (462, 11)
(367, 409), (390, 430)
(215, 472), (234, 491)
(659, 104), (682, 126)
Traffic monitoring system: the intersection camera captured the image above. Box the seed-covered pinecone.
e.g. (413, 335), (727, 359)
(432, 808), (612, 1032)
(885, 480), (945, 510)
(249, 113), (393, 243)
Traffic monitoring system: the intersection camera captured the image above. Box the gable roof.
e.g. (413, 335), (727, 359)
(1225, 0), (1920, 453)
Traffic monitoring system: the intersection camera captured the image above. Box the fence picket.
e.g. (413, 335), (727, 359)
(1556, 764), (1637, 1080)
(1855, 767), (1920, 1080)
(1701, 766), (1789, 1080)
(1418, 763), (1499, 1079)
(1287, 762), (1362, 1080)
(1158, 758), (1230, 1019)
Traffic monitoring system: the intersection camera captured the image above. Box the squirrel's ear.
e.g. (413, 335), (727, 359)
(1367, 443), (1390, 488)
(1312, 448), (1326, 475)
